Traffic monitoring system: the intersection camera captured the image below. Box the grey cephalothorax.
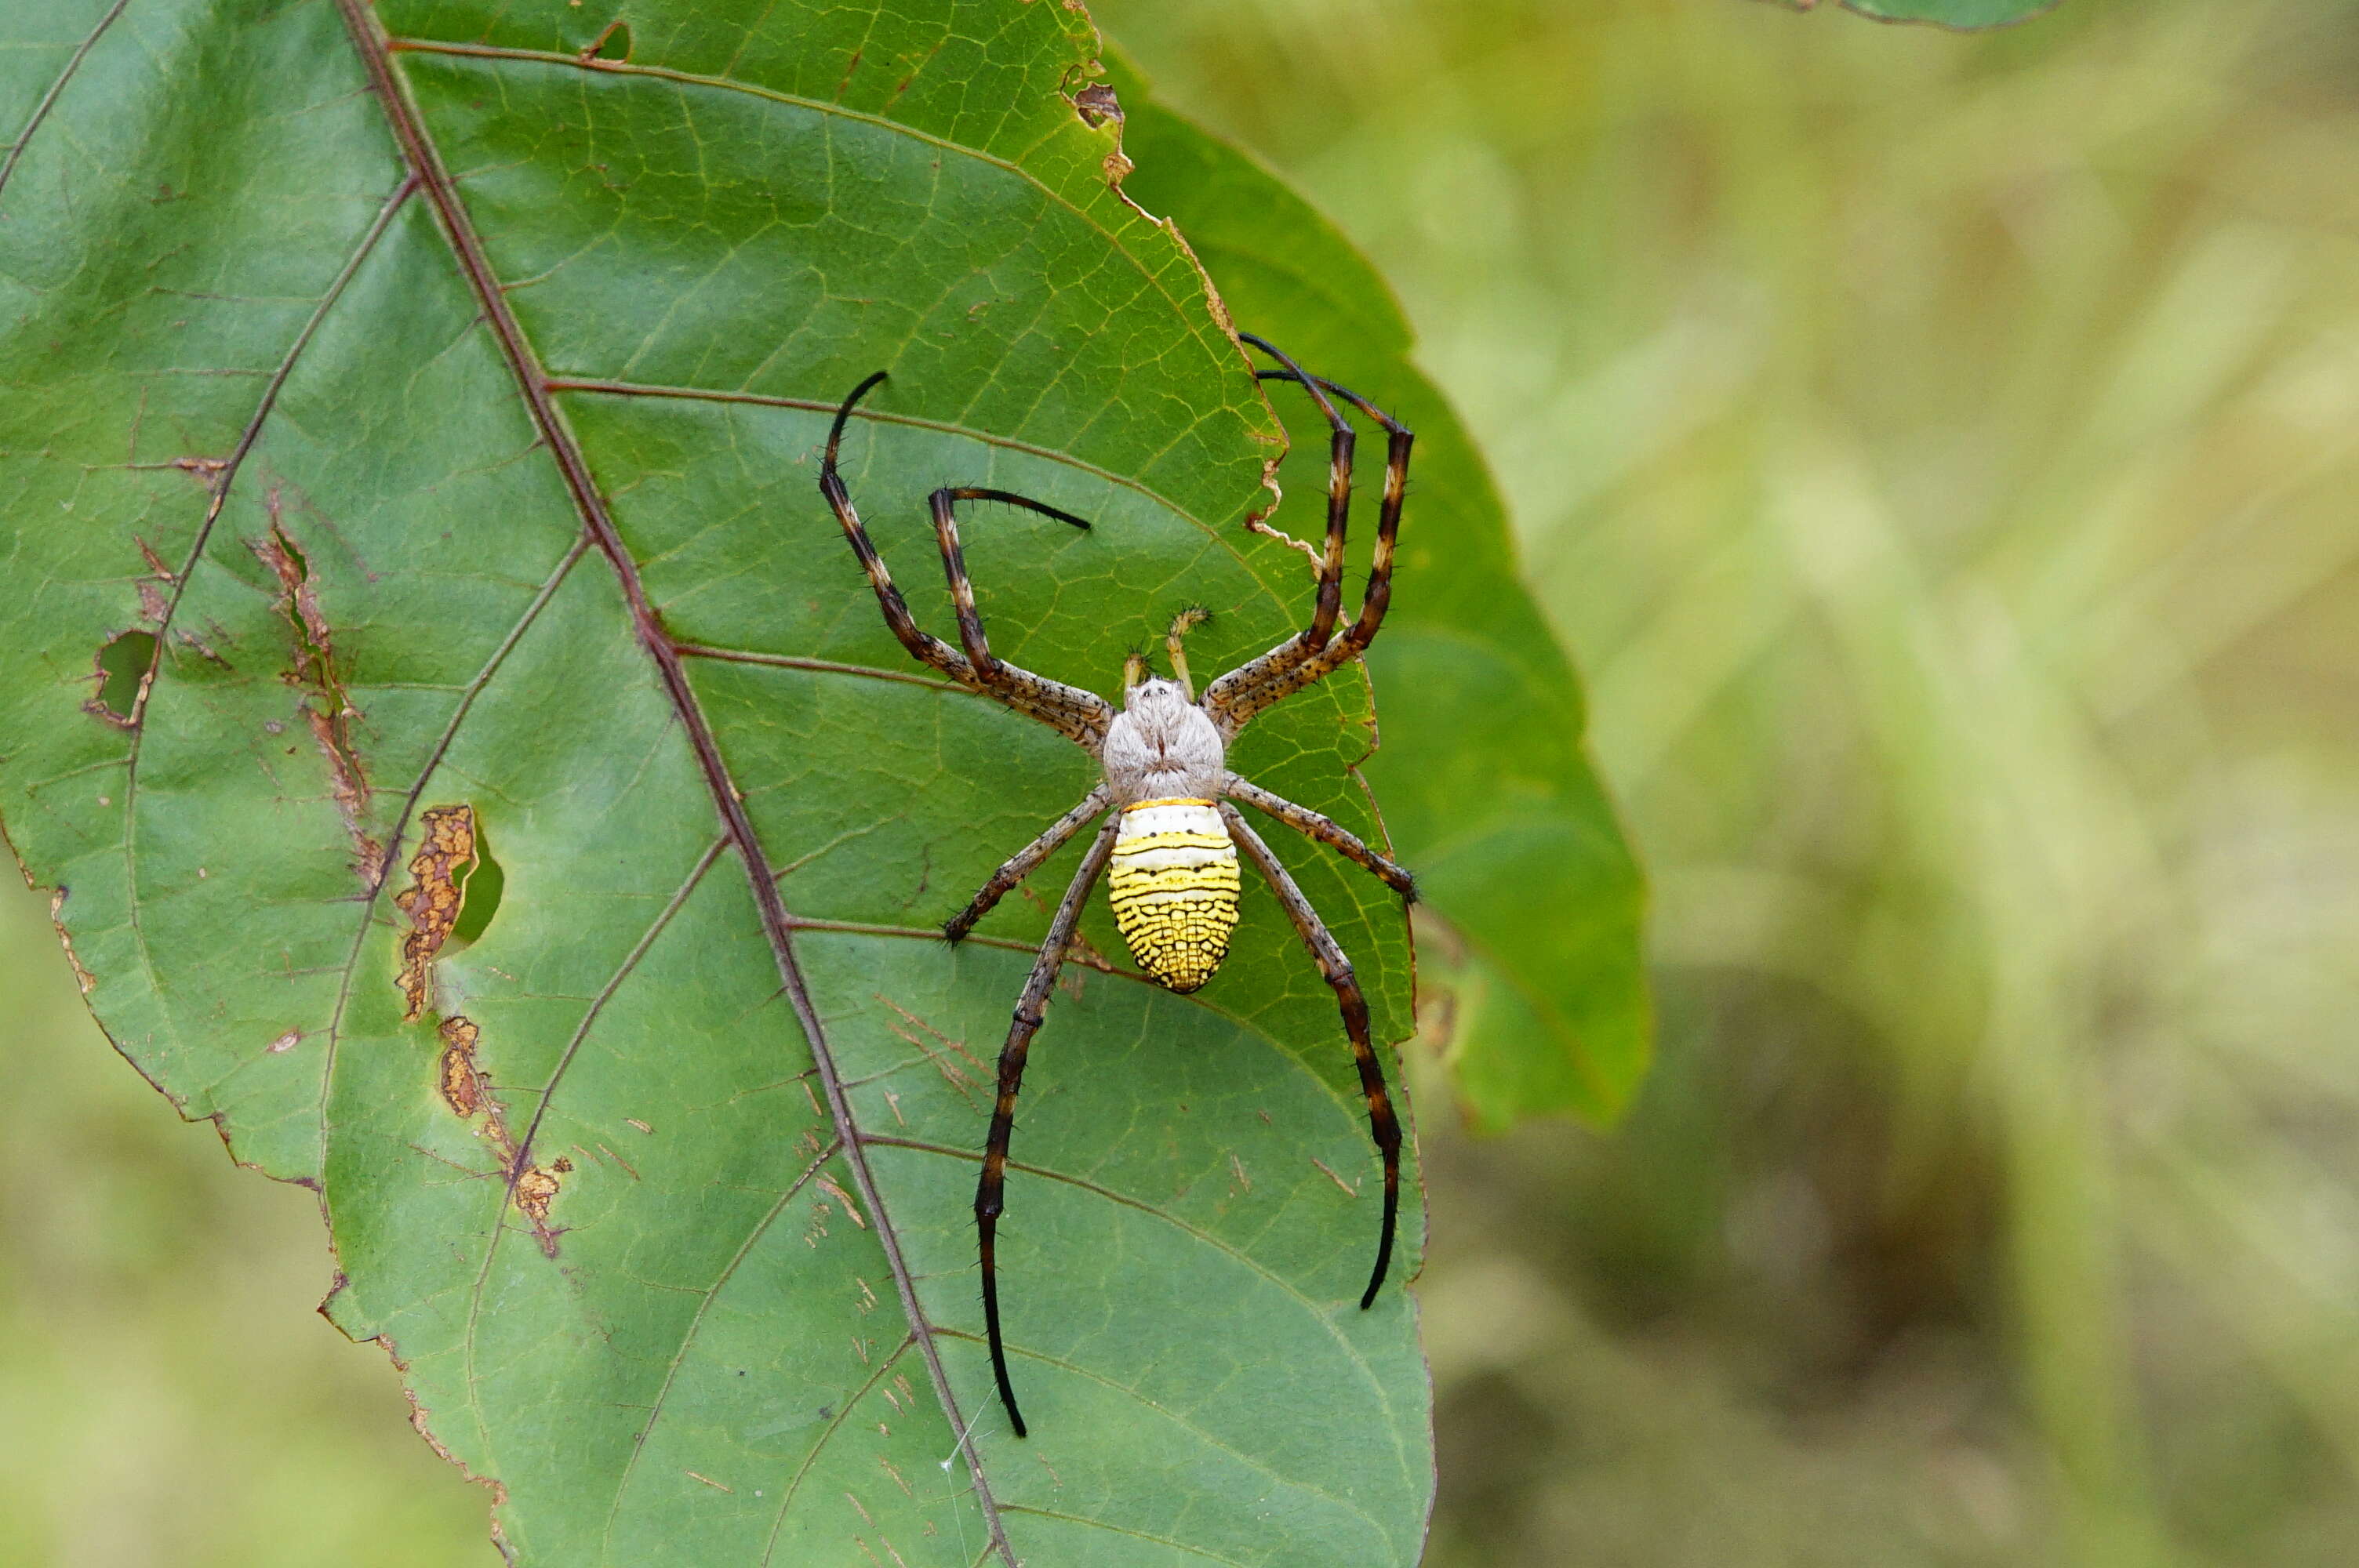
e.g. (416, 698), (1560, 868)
(816, 335), (1417, 1439)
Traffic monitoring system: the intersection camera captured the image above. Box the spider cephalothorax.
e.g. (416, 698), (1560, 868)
(817, 336), (1416, 1437)
(1099, 677), (1239, 993)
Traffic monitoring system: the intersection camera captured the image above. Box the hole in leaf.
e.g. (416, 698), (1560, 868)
(450, 819), (504, 948)
(89, 630), (157, 724)
(1074, 82), (1122, 129)
(587, 20), (631, 61)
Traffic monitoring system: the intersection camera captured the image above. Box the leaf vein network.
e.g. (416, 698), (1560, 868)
(598, 1133), (851, 1555)
(385, 38), (1221, 337)
(980, 1339), (1394, 1538)
(862, 1134), (1397, 1418)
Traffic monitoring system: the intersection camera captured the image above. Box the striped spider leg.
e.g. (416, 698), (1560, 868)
(815, 347), (1418, 1438)
(819, 372), (1114, 750)
(1201, 333), (1416, 739)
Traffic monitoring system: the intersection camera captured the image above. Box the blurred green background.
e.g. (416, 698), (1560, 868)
(9, 0), (2359, 1560)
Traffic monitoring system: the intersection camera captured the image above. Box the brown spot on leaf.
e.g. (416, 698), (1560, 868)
(438, 1014), (490, 1117)
(436, 1013), (566, 1258)
(263, 531), (331, 662)
(49, 888), (95, 994)
(171, 455), (227, 489)
(816, 1173), (867, 1229)
(394, 805), (476, 1021)
(876, 995), (987, 1105)
(253, 515), (380, 884)
(1310, 1156), (1361, 1197)
(832, 47), (864, 101)
(307, 706), (380, 880)
(514, 1169), (563, 1244)
(173, 626), (227, 666)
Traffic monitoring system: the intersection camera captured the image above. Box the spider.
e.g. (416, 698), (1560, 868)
(817, 335), (1416, 1438)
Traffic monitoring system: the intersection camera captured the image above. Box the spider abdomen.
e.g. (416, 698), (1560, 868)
(1107, 798), (1240, 993)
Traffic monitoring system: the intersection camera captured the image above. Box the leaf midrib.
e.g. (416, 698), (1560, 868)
(332, 2), (1020, 1559)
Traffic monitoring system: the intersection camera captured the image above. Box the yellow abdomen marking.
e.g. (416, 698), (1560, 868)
(1108, 798), (1238, 993)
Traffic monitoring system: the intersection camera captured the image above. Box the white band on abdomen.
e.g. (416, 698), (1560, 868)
(1108, 798), (1240, 993)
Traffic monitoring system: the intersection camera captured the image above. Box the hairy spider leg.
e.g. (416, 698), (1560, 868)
(924, 485), (1114, 746)
(928, 484), (1092, 680)
(976, 818), (1122, 1439)
(1222, 805), (1401, 1308)
(1223, 772), (1416, 900)
(1201, 336), (1358, 720)
(1259, 372), (1413, 691)
(818, 373), (1113, 749)
(1215, 359), (1417, 734)
(1241, 335), (1355, 655)
(819, 372), (964, 684)
(943, 783), (1113, 942)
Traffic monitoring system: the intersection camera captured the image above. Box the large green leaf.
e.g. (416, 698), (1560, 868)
(1106, 60), (1652, 1131)
(0, 2), (1432, 1562)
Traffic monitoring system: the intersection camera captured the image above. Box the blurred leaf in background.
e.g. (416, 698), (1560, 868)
(1756, 0), (2062, 29)
(0, 873), (493, 1564)
(1097, 0), (2359, 1563)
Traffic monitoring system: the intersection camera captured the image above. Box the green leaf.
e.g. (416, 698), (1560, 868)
(0, 2), (1431, 1563)
(1761, 0), (2063, 27)
(1107, 58), (1652, 1131)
